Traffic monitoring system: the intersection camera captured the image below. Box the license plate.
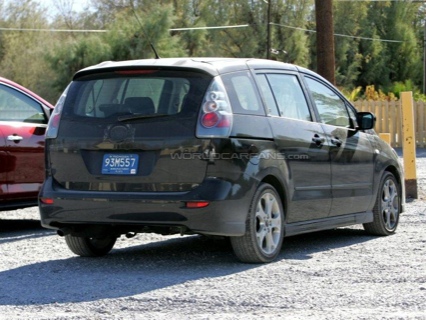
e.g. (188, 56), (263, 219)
(101, 154), (139, 175)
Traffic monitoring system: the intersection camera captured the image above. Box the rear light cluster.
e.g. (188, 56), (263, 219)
(196, 77), (233, 138)
(45, 86), (68, 139)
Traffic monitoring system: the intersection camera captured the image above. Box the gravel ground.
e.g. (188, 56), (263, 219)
(0, 151), (425, 320)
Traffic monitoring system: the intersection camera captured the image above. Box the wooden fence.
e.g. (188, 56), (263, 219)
(353, 100), (426, 148)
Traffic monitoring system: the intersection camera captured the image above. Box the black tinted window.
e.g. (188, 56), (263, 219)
(63, 70), (211, 119)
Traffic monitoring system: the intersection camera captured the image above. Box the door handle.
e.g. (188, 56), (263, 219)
(7, 135), (23, 142)
(312, 134), (325, 147)
(331, 137), (342, 147)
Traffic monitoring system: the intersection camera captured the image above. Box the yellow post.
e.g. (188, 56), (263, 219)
(379, 133), (391, 145)
(401, 91), (418, 199)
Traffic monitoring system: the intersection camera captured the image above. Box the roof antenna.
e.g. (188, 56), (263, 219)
(150, 43), (160, 59)
(131, 5), (161, 59)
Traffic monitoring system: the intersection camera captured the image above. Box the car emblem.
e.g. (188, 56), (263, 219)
(105, 124), (134, 142)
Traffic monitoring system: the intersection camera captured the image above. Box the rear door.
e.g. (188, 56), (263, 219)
(254, 71), (332, 223)
(51, 69), (212, 193)
(303, 76), (375, 216)
(0, 83), (48, 201)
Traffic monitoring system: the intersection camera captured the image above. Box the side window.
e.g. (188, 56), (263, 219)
(305, 77), (350, 127)
(255, 74), (280, 116)
(265, 74), (312, 121)
(221, 71), (265, 115)
(0, 84), (46, 124)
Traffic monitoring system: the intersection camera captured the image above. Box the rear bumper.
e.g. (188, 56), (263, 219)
(39, 177), (254, 236)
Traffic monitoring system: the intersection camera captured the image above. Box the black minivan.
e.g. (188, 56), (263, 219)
(39, 58), (404, 263)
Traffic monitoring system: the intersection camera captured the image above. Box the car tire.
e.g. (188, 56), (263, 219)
(363, 171), (400, 236)
(65, 235), (117, 257)
(230, 183), (285, 263)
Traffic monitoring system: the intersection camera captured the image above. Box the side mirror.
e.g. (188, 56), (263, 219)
(357, 112), (375, 130)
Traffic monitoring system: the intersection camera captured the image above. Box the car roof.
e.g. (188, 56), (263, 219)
(0, 77), (54, 108)
(74, 57), (300, 79)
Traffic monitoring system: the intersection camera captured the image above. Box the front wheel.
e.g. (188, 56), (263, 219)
(65, 235), (117, 257)
(230, 183), (285, 263)
(363, 172), (400, 236)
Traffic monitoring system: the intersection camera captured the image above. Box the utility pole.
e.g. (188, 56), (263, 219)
(267, 0), (272, 59)
(315, 0), (335, 85)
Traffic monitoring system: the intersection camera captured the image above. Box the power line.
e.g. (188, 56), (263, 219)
(0, 27), (106, 33)
(0, 23), (406, 43)
(0, 25), (251, 33)
(170, 24), (249, 31)
(270, 23), (405, 43)
(270, 22), (404, 43)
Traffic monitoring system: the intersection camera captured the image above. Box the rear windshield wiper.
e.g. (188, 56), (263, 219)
(118, 113), (169, 122)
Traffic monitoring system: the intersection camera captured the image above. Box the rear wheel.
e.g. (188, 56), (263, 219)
(363, 172), (400, 236)
(231, 183), (285, 263)
(65, 235), (117, 257)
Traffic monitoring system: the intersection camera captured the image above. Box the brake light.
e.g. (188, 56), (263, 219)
(45, 86), (68, 139)
(115, 70), (158, 75)
(201, 112), (219, 127)
(196, 77), (233, 138)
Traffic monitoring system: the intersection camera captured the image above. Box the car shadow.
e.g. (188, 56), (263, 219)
(0, 219), (54, 244)
(0, 226), (379, 306)
(280, 227), (376, 260)
(393, 147), (426, 158)
(0, 219), (42, 232)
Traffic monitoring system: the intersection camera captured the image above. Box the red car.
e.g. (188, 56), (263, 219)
(0, 77), (54, 210)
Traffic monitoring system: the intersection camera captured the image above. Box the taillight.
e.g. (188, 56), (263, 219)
(45, 85), (68, 139)
(196, 77), (233, 138)
(201, 112), (219, 127)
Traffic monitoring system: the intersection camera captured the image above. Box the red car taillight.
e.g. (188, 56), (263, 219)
(196, 77), (233, 138)
(45, 87), (67, 139)
(201, 112), (219, 128)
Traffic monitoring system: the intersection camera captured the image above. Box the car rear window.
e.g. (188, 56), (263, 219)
(62, 70), (211, 119)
